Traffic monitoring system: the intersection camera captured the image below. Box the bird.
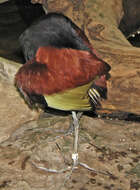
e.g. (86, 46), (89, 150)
(15, 12), (111, 169)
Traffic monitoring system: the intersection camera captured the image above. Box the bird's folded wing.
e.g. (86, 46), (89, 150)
(44, 81), (94, 111)
(15, 47), (110, 96)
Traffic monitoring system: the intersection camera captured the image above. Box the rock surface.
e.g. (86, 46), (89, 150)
(1, 116), (140, 190)
(0, 0), (140, 190)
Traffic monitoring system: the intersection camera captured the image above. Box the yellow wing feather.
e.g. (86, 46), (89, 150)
(44, 81), (94, 111)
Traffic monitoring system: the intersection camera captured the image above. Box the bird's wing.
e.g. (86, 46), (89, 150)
(44, 81), (94, 111)
(15, 46), (110, 97)
(36, 46), (110, 93)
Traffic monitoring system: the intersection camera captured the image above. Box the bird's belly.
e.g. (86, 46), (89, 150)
(44, 82), (93, 111)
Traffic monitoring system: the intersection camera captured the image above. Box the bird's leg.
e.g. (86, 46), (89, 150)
(66, 112), (83, 135)
(71, 112), (107, 174)
(71, 111), (80, 167)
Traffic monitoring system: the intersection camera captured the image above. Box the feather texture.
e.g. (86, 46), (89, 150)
(44, 81), (93, 111)
(16, 47), (109, 94)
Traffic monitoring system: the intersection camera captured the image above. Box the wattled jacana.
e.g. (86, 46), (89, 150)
(15, 13), (111, 169)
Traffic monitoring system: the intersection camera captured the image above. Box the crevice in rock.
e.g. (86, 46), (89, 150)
(0, 0), (45, 63)
(86, 111), (140, 123)
(119, 0), (140, 47)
